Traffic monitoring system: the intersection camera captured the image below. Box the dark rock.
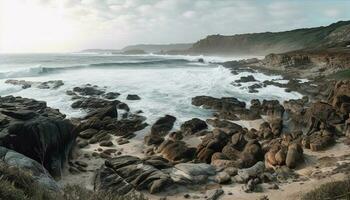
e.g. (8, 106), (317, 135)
(235, 75), (256, 83)
(0, 96), (76, 178)
(73, 85), (105, 96)
(151, 115), (176, 136)
(180, 118), (207, 135)
(100, 141), (113, 147)
(104, 92), (120, 99)
(126, 94), (141, 100)
(79, 128), (98, 139)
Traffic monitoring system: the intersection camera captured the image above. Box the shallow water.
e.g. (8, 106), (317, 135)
(0, 53), (302, 126)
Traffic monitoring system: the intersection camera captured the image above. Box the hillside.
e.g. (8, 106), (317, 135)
(189, 21), (350, 56)
(122, 43), (193, 53)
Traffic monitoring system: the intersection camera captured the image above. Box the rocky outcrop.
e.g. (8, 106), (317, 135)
(0, 96), (76, 177)
(0, 146), (60, 192)
(5, 79), (64, 89)
(144, 115), (176, 146)
(94, 155), (173, 194)
(180, 118), (207, 135)
(192, 96), (261, 120)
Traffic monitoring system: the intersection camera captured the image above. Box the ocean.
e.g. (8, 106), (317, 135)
(0, 53), (302, 128)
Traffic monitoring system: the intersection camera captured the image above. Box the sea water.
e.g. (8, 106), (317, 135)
(0, 53), (302, 127)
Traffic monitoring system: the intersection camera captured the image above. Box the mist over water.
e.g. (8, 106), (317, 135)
(0, 53), (302, 126)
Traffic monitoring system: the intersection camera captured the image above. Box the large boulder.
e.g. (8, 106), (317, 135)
(94, 155), (173, 194)
(328, 80), (350, 114)
(0, 96), (76, 177)
(0, 146), (60, 192)
(151, 115), (176, 136)
(180, 118), (207, 135)
(157, 140), (196, 163)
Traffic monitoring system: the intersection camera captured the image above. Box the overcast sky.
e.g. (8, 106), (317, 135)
(1, 0), (350, 53)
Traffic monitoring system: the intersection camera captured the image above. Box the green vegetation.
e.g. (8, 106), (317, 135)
(0, 163), (54, 200)
(302, 178), (350, 200)
(191, 20), (350, 55)
(0, 162), (147, 200)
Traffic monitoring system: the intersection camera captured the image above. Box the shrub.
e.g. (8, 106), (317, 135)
(302, 178), (350, 200)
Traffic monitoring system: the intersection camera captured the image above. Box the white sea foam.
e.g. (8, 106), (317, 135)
(0, 53), (302, 126)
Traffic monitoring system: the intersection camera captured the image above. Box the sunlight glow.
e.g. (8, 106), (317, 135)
(0, 0), (75, 53)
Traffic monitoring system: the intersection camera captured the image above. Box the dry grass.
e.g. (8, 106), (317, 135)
(0, 162), (147, 200)
(302, 178), (350, 200)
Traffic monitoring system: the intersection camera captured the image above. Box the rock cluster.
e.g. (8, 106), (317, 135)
(94, 155), (173, 194)
(0, 96), (76, 177)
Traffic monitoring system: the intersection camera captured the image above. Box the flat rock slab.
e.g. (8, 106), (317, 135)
(175, 163), (216, 176)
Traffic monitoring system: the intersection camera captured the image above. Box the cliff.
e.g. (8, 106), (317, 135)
(189, 21), (350, 56)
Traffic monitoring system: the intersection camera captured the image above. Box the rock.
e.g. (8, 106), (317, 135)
(104, 92), (120, 99)
(234, 161), (265, 183)
(215, 171), (231, 184)
(224, 167), (238, 176)
(100, 141), (113, 147)
(73, 85), (105, 96)
(235, 75), (256, 83)
(71, 97), (118, 109)
(151, 115), (176, 136)
(261, 100), (285, 119)
(116, 138), (129, 145)
(126, 94), (141, 100)
(79, 128), (98, 139)
(285, 143), (303, 168)
(0, 146), (60, 192)
(196, 129), (229, 163)
(144, 134), (165, 146)
(192, 96), (246, 111)
(175, 163), (216, 177)
(180, 118), (207, 135)
(85, 106), (118, 120)
(328, 80), (350, 113)
(0, 110), (37, 120)
(242, 178), (259, 193)
(207, 188), (224, 200)
(168, 131), (183, 141)
(78, 140), (89, 148)
(75, 161), (88, 168)
(0, 96), (76, 178)
(158, 140), (196, 162)
(5, 79), (64, 90)
(94, 155), (173, 194)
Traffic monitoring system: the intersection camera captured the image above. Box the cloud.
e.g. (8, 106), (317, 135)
(2, 0), (350, 52)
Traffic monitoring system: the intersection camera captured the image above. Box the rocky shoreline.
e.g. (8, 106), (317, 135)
(0, 67), (349, 200)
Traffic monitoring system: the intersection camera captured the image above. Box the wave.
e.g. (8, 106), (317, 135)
(0, 58), (193, 79)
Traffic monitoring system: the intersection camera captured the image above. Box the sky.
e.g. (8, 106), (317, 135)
(1, 0), (350, 53)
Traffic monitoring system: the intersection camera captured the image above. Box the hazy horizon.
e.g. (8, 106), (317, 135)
(1, 0), (350, 53)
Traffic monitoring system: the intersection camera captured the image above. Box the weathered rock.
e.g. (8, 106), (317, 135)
(0, 146), (60, 192)
(104, 92), (120, 99)
(0, 96), (76, 177)
(79, 128), (98, 139)
(235, 75), (256, 83)
(234, 161), (265, 183)
(94, 155), (173, 194)
(215, 171), (231, 184)
(285, 143), (303, 168)
(328, 80), (350, 114)
(207, 188), (224, 200)
(180, 118), (207, 135)
(158, 140), (196, 163)
(126, 94), (141, 100)
(151, 115), (176, 136)
(73, 85), (105, 96)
